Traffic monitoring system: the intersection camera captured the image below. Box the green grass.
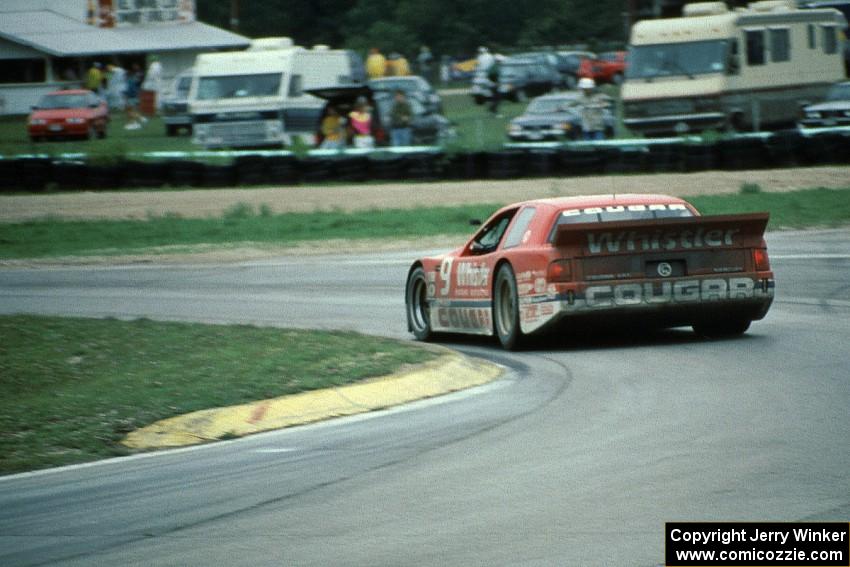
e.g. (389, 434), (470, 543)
(0, 204), (503, 259)
(2, 187), (850, 260)
(0, 315), (436, 474)
(688, 187), (850, 228)
(0, 113), (195, 158)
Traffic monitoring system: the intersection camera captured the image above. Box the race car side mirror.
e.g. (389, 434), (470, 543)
(469, 219), (482, 226)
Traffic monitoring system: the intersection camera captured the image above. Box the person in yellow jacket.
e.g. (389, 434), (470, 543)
(366, 48), (386, 79)
(391, 53), (410, 76)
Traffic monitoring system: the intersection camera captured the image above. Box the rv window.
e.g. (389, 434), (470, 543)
(807, 24), (817, 49)
(197, 73), (283, 100)
(289, 74), (303, 97)
(770, 28), (791, 62)
(822, 25), (839, 54)
(746, 30), (766, 66)
(626, 40), (728, 79)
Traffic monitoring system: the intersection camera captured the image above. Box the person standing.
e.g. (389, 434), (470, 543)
(348, 97), (374, 149)
(389, 90), (413, 147)
(417, 46), (433, 80)
(142, 55), (163, 112)
(106, 63), (126, 110)
(487, 56), (502, 117)
(577, 77), (610, 140)
(319, 107), (345, 149)
(124, 63), (145, 130)
(366, 48), (387, 79)
(85, 62), (103, 95)
(476, 47), (495, 75)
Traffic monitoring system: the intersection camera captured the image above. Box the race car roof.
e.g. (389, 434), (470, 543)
(525, 194), (689, 210)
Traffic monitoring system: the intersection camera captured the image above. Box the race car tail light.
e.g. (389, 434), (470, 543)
(753, 248), (770, 271)
(548, 259), (573, 282)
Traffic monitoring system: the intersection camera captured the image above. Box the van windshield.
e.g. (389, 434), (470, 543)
(196, 73), (283, 100)
(627, 40), (728, 79)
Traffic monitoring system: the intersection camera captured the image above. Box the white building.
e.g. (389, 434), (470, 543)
(0, 0), (250, 115)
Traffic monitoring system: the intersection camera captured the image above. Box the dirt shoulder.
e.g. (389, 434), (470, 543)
(2, 166), (849, 223)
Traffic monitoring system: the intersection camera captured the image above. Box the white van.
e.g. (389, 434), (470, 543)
(190, 38), (366, 148)
(622, 0), (847, 135)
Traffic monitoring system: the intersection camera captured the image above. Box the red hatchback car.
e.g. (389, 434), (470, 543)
(28, 89), (109, 142)
(578, 51), (628, 85)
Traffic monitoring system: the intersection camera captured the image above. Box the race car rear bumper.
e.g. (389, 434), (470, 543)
(521, 275), (774, 335)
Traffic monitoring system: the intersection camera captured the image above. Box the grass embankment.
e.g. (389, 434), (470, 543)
(0, 316), (436, 474)
(1, 187), (850, 260)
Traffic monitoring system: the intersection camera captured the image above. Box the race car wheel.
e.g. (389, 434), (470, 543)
(406, 267), (433, 341)
(494, 264), (523, 350)
(692, 318), (751, 339)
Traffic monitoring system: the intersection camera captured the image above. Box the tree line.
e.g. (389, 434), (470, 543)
(196, 0), (627, 59)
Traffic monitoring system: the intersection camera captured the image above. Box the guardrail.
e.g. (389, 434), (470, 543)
(1, 128), (848, 193)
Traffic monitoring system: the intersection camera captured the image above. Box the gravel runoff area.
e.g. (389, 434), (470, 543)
(2, 166), (849, 223)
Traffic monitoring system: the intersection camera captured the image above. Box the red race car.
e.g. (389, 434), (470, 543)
(28, 89), (109, 142)
(578, 51), (628, 85)
(405, 194), (774, 349)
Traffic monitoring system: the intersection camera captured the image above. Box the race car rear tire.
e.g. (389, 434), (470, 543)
(494, 264), (523, 350)
(692, 318), (751, 339)
(406, 267), (433, 341)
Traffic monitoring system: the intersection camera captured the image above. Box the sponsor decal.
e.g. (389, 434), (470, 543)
(584, 277), (758, 308)
(587, 227), (740, 255)
(456, 262), (490, 288)
(657, 262), (673, 277)
(437, 307), (491, 330)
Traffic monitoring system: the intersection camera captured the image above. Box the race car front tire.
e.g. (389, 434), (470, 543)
(692, 318), (751, 339)
(406, 266), (433, 341)
(494, 264), (523, 350)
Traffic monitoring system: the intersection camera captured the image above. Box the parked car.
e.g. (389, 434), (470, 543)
(513, 51), (564, 86)
(307, 85), (454, 146)
(369, 75), (443, 113)
(507, 92), (615, 141)
(27, 89), (109, 142)
(799, 81), (850, 128)
(555, 50), (595, 89)
(471, 57), (560, 105)
(161, 70), (193, 136)
(579, 51), (628, 85)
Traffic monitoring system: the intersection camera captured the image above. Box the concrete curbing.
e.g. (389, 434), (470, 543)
(122, 347), (503, 450)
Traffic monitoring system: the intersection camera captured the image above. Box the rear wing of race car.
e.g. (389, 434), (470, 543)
(552, 213), (770, 256)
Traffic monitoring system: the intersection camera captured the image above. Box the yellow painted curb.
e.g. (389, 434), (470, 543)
(122, 348), (502, 450)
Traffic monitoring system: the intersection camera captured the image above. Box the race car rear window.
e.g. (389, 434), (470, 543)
(556, 203), (693, 225)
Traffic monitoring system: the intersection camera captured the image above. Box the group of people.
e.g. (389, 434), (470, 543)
(476, 46), (612, 140)
(365, 46), (434, 81)
(83, 58), (163, 130)
(319, 90), (414, 150)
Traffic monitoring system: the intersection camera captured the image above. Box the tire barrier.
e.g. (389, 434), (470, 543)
(556, 148), (607, 176)
(681, 144), (717, 172)
(486, 150), (526, 179)
(762, 129), (802, 169)
(1, 130), (849, 194)
(716, 138), (769, 171)
(646, 143), (684, 173)
(169, 160), (205, 187)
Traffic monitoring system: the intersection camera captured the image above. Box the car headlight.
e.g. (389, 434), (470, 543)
(806, 111), (821, 119)
(30, 118), (47, 125)
(66, 117), (86, 124)
(508, 123), (522, 133)
(559, 122), (572, 131)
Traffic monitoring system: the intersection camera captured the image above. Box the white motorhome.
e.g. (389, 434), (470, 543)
(622, 0), (847, 135)
(190, 38), (366, 148)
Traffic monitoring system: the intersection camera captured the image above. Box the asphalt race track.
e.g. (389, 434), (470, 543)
(0, 230), (848, 566)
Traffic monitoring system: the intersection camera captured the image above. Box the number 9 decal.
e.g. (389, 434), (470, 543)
(439, 258), (453, 296)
